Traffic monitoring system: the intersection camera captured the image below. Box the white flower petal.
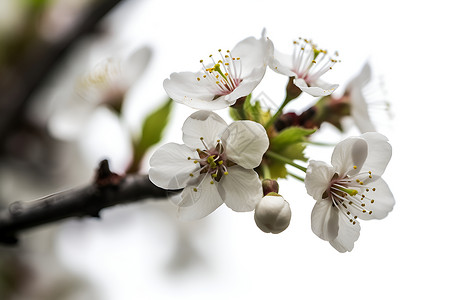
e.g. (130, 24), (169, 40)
(305, 160), (335, 201)
(360, 132), (392, 177)
(123, 46), (151, 86)
(348, 62), (371, 89)
(294, 78), (339, 96)
(223, 67), (267, 102)
(182, 111), (228, 150)
(350, 85), (376, 133)
(217, 166), (262, 212)
(367, 178), (395, 219)
(177, 176), (223, 220)
(149, 143), (199, 189)
(163, 72), (231, 110)
(221, 120), (269, 169)
(331, 137), (368, 177)
(231, 34), (273, 77)
(269, 49), (297, 77)
(48, 97), (95, 140)
(311, 199), (339, 241)
(349, 178), (395, 221)
(329, 215), (361, 253)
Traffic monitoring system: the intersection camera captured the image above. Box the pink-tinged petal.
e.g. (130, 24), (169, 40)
(305, 160), (335, 201)
(331, 137), (368, 177)
(177, 176), (223, 220)
(294, 78), (339, 97)
(217, 166), (262, 212)
(223, 67), (267, 103)
(360, 132), (392, 177)
(182, 111), (228, 150)
(221, 121), (269, 169)
(123, 46), (151, 86)
(349, 178), (395, 221)
(149, 143), (199, 189)
(311, 199), (339, 241)
(163, 72), (231, 110)
(329, 215), (361, 253)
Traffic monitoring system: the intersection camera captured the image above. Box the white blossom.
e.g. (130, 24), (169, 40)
(149, 111), (269, 220)
(305, 132), (394, 252)
(270, 37), (339, 96)
(163, 32), (274, 110)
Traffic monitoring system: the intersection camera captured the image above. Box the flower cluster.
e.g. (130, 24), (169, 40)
(148, 31), (395, 252)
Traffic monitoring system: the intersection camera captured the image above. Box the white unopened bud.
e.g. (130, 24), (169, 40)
(254, 194), (291, 234)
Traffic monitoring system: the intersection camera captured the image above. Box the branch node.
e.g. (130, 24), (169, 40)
(95, 159), (123, 188)
(9, 202), (24, 216)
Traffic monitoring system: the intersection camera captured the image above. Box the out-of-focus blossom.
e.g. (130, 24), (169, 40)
(48, 46), (151, 140)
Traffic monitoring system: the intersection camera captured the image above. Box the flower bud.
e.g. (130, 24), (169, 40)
(254, 194), (291, 234)
(262, 179), (279, 196)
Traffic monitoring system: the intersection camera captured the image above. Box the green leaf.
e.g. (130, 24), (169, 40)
(136, 98), (173, 157)
(270, 127), (316, 152)
(279, 142), (308, 162)
(241, 94), (272, 124)
(229, 107), (242, 121)
(265, 127), (313, 178)
(230, 94), (251, 120)
(268, 162), (288, 179)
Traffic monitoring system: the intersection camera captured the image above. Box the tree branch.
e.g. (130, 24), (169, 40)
(0, 160), (175, 246)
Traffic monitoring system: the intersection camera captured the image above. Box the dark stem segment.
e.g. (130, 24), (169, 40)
(0, 160), (175, 246)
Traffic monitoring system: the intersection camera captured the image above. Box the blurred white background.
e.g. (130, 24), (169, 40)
(4, 0), (450, 299)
